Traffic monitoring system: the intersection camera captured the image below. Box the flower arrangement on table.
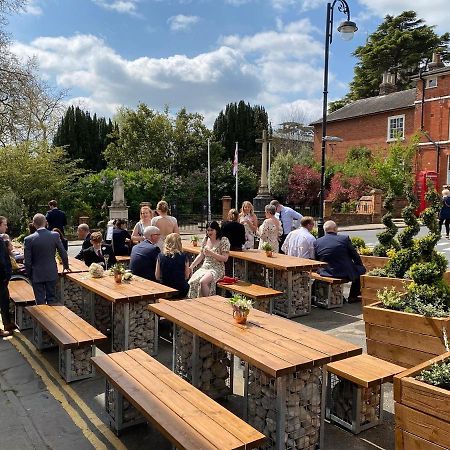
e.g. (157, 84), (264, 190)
(190, 235), (200, 247)
(228, 294), (253, 324)
(89, 263), (104, 278)
(110, 263), (126, 283)
(261, 242), (273, 257)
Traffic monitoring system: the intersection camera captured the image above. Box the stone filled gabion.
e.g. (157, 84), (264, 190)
(58, 279), (86, 319)
(273, 271), (311, 317)
(330, 375), (381, 426)
(247, 365), (322, 450)
(175, 327), (232, 399)
(246, 261), (267, 285)
(254, 299), (271, 314)
(60, 346), (93, 380)
(94, 295), (112, 335)
(112, 300), (156, 354)
(32, 320), (56, 349)
(105, 381), (143, 426)
(312, 282), (343, 308)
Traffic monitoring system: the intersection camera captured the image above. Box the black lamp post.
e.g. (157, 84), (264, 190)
(317, 0), (357, 237)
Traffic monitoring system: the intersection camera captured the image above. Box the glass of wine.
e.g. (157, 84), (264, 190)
(104, 254), (110, 270)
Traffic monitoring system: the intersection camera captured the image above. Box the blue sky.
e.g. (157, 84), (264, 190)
(8, 0), (449, 127)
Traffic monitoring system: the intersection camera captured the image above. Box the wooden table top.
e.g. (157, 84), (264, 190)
(149, 296), (361, 377)
(66, 272), (177, 303)
(57, 256), (89, 275)
(9, 280), (35, 303)
(182, 241), (327, 272)
(116, 255), (131, 263)
(92, 349), (266, 450)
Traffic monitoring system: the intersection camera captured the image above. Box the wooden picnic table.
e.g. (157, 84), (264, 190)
(66, 272), (176, 354)
(149, 296), (361, 450)
(182, 241), (327, 318)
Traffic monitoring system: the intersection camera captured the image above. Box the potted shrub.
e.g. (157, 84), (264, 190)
(394, 351), (450, 449)
(228, 294), (253, 325)
(111, 263), (126, 283)
(190, 235), (200, 247)
(363, 182), (450, 367)
(261, 242), (273, 257)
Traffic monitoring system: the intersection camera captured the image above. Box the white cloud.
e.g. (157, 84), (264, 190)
(22, 0), (43, 15)
(168, 14), (200, 31)
(92, 0), (139, 15)
(225, 0), (252, 5)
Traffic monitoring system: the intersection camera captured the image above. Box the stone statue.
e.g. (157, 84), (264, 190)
(112, 176), (125, 206)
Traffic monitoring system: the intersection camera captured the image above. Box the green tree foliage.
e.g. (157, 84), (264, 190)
(213, 101), (269, 171)
(0, 188), (25, 235)
(270, 151), (301, 200)
(53, 105), (116, 172)
(329, 11), (450, 111)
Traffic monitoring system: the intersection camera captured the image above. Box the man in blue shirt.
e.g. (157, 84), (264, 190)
(129, 226), (161, 281)
(270, 200), (303, 253)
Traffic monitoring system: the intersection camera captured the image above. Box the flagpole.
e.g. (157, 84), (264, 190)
(207, 138), (211, 222)
(235, 142), (238, 209)
(268, 140), (272, 192)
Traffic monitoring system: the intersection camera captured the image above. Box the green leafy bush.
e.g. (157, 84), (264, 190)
(378, 287), (407, 311)
(373, 191), (399, 256)
(416, 359), (450, 389)
(351, 236), (366, 249)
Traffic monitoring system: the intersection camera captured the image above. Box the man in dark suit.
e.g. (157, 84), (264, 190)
(45, 200), (67, 234)
(314, 220), (366, 302)
(82, 231), (116, 268)
(24, 213), (70, 305)
(74, 223), (91, 260)
(129, 226), (161, 281)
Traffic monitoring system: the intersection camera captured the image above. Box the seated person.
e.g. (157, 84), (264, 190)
(281, 216), (316, 259)
(221, 208), (246, 251)
(313, 220), (366, 302)
(2, 235), (25, 274)
(82, 231), (117, 268)
(75, 223), (91, 260)
(129, 226), (161, 281)
(52, 227), (68, 251)
(112, 219), (131, 256)
(155, 233), (189, 298)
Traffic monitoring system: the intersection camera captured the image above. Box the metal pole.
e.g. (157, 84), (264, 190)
(318, 2), (332, 238)
(207, 138), (211, 222)
(268, 140), (272, 192)
(235, 141), (239, 210)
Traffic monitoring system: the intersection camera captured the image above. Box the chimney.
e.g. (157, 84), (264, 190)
(428, 52), (444, 70)
(379, 72), (397, 95)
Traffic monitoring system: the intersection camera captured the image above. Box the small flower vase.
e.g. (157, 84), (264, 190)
(114, 273), (122, 283)
(265, 250), (273, 257)
(192, 241), (198, 247)
(233, 306), (248, 325)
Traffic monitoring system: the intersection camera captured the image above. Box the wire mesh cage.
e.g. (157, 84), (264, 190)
(273, 271), (311, 318)
(311, 281), (344, 309)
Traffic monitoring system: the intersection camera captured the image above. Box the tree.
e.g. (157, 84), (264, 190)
(53, 106), (115, 172)
(287, 165), (321, 208)
(329, 11), (450, 111)
(213, 101), (269, 171)
(269, 151), (301, 200)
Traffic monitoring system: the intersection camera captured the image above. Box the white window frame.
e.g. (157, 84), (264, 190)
(387, 114), (405, 142)
(426, 77), (438, 89)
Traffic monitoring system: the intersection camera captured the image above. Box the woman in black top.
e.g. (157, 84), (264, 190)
(155, 233), (190, 298)
(112, 219), (131, 255)
(221, 209), (246, 251)
(439, 189), (450, 238)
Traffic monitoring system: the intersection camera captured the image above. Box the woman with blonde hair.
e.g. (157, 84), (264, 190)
(239, 201), (258, 249)
(151, 200), (179, 250)
(155, 233), (189, 298)
(131, 205), (153, 244)
(439, 188), (450, 238)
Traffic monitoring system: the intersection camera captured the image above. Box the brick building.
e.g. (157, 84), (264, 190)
(311, 57), (450, 188)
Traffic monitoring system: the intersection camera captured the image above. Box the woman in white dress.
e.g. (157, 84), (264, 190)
(258, 204), (282, 253)
(151, 200), (179, 250)
(131, 205), (153, 244)
(239, 201), (258, 249)
(188, 221), (230, 298)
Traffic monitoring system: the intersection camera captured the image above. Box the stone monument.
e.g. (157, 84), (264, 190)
(108, 176), (129, 220)
(253, 130), (273, 219)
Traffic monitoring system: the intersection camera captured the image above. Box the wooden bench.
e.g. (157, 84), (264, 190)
(325, 354), (405, 434)
(26, 305), (107, 383)
(91, 348), (266, 449)
(9, 279), (35, 330)
(310, 272), (346, 309)
(216, 281), (282, 314)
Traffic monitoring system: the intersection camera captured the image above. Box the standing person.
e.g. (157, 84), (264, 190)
(258, 204), (282, 253)
(24, 214), (70, 305)
(281, 216), (316, 259)
(45, 200), (67, 234)
(52, 228), (68, 251)
(82, 232), (116, 268)
(314, 220), (366, 302)
(221, 209), (246, 251)
(155, 233), (190, 298)
(188, 221), (230, 298)
(239, 201), (258, 249)
(112, 219), (131, 256)
(74, 223), (91, 260)
(0, 217), (13, 335)
(270, 200), (302, 253)
(151, 200), (179, 250)
(131, 205), (153, 244)
(129, 226), (161, 281)
(439, 189), (450, 238)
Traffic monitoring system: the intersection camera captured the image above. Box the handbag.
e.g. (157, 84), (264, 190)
(217, 276), (239, 285)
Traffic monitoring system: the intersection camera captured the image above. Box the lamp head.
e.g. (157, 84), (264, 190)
(337, 20), (358, 41)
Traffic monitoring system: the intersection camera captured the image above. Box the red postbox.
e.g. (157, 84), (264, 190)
(415, 170), (438, 215)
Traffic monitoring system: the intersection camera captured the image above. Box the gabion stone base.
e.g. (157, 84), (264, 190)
(253, 299), (272, 314)
(174, 326), (232, 399)
(273, 271), (311, 318)
(247, 365), (323, 449)
(112, 300), (157, 355)
(247, 262), (267, 285)
(58, 279), (87, 319)
(312, 282), (343, 309)
(32, 320), (57, 350)
(105, 381), (145, 433)
(326, 373), (382, 434)
(15, 304), (33, 330)
(94, 295), (112, 335)
(233, 259), (247, 280)
(59, 345), (94, 383)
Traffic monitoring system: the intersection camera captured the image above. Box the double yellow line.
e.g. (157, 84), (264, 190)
(10, 332), (127, 450)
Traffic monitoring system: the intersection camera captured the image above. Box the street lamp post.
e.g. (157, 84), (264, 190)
(317, 0), (357, 237)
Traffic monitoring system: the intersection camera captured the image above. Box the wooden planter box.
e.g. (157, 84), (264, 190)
(363, 302), (450, 368)
(360, 255), (389, 272)
(394, 351), (450, 449)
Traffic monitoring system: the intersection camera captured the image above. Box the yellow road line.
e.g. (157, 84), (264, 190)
(10, 333), (127, 450)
